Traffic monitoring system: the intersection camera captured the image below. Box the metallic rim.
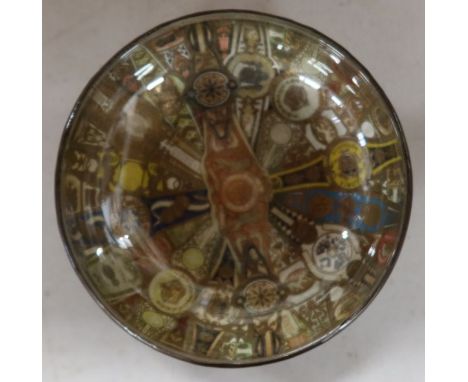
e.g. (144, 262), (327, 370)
(54, 9), (413, 367)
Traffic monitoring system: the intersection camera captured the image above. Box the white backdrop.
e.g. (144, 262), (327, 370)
(43, 1), (424, 381)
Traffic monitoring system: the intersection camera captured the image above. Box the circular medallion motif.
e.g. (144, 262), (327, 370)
(221, 173), (260, 213)
(274, 75), (320, 121)
(227, 53), (275, 98)
(328, 140), (370, 189)
(148, 269), (195, 315)
(301, 228), (360, 282)
(192, 71), (231, 107)
(313, 232), (353, 275)
(243, 279), (280, 315)
(182, 247), (205, 270)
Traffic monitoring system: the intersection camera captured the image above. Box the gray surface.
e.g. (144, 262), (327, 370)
(43, 1), (424, 381)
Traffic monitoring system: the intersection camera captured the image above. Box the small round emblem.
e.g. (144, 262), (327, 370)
(148, 269), (196, 315)
(274, 75), (320, 121)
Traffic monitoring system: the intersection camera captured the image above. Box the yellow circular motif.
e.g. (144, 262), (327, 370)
(142, 311), (177, 331)
(182, 248), (204, 270)
(328, 140), (370, 189)
(115, 161), (145, 191)
(148, 269), (196, 315)
(142, 311), (165, 328)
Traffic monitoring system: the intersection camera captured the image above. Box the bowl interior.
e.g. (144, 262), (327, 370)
(56, 11), (411, 366)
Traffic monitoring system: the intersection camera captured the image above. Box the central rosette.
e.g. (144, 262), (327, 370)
(221, 173), (261, 213)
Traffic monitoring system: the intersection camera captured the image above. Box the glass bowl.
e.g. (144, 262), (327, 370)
(55, 10), (412, 366)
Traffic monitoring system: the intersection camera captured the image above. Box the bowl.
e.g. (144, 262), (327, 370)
(55, 10), (412, 366)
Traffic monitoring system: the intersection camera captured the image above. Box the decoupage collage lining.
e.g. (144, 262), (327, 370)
(57, 12), (410, 364)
